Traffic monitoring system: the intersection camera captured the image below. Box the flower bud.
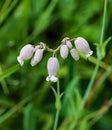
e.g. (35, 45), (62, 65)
(66, 40), (73, 48)
(62, 37), (70, 43)
(46, 57), (59, 82)
(34, 43), (44, 52)
(17, 44), (34, 66)
(34, 45), (41, 52)
(74, 37), (93, 58)
(70, 48), (79, 61)
(31, 49), (43, 66)
(62, 37), (72, 48)
(60, 45), (69, 59)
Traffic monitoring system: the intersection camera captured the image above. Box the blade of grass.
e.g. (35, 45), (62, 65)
(0, 0), (18, 25)
(0, 65), (9, 94)
(0, 0), (11, 17)
(0, 64), (19, 81)
(23, 103), (36, 130)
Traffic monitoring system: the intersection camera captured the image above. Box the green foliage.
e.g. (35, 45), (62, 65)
(0, 0), (112, 130)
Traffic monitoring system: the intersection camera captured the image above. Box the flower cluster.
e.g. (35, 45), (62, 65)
(17, 43), (44, 66)
(60, 37), (93, 60)
(17, 37), (93, 82)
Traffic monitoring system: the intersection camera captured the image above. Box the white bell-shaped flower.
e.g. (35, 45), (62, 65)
(70, 48), (79, 61)
(31, 49), (43, 66)
(17, 44), (34, 66)
(60, 45), (69, 59)
(46, 57), (59, 82)
(74, 37), (93, 58)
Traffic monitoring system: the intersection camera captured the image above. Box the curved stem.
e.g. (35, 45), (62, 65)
(80, 0), (107, 110)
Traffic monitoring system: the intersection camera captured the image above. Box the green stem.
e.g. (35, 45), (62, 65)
(100, 0), (107, 45)
(53, 109), (60, 130)
(57, 80), (60, 96)
(80, 62), (100, 109)
(53, 80), (60, 130)
(80, 0), (107, 110)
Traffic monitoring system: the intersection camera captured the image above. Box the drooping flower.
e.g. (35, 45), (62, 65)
(46, 57), (59, 82)
(60, 45), (69, 59)
(31, 48), (43, 66)
(17, 44), (34, 66)
(70, 48), (79, 61)
(74, 37), (93, 58)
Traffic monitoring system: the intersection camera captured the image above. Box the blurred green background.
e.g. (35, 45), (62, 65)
(0, 0), (112, 130)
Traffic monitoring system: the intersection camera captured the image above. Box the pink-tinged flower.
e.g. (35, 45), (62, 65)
(74, 37), (93, 58)
(46, 57), (59, 82)
(62, 37), (73, 48)
(60, 45), (69, 59)
(17, 44), (34, 66)
(34, 45), (41, 52)
(34, 43), (44, 52)
(31, 49), (43, 66)
(70, 48), (79, 61)
(66, 40), (73, 48)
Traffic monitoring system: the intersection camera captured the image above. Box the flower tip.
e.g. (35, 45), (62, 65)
(30, 60), (35, 66)
(46, 76), (50, 82)
(46, 76), (58, 82)
(51, 76), (58, 82)
(17, 56), (24, 66)
(86, 50), (93, 58)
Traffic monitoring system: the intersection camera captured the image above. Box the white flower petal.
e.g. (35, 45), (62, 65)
(46, 75), (58, 82)
(17, 56), (24, 66)
(50, 76), (58, 82)
(46, 76), (50, 82)
(86, 50), (93, 58)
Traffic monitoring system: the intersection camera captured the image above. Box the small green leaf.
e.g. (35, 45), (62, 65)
(51, 86), (57, 97)
(101, 37), (112, 58)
